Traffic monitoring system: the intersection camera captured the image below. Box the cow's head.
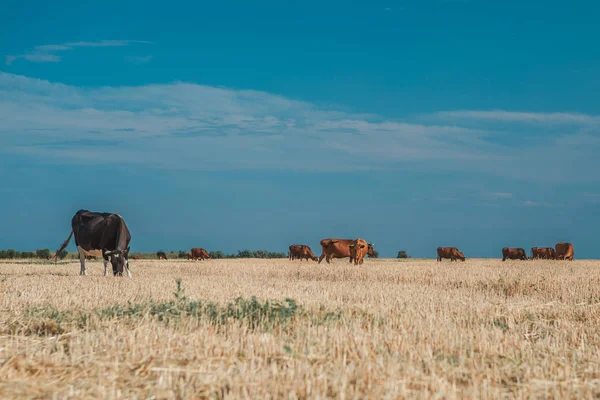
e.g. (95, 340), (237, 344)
(367, 243), (375, 256)
(351, 239), (368, 258)
(104, 247), (129, 276)
(458, 251), (466, 261)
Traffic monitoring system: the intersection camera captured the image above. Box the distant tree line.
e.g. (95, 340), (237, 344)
(397, 250), (409, 259)
(0, 249), (60, 259)
(168, 249), (287, 259)
(1, 248), (406, 260)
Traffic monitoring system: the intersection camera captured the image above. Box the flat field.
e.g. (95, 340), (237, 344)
(1, 258), (600, 399)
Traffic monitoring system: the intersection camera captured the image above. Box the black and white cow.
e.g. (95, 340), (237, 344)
(56, 210), (132, 277)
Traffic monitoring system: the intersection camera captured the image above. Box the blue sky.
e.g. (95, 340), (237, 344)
(1, 0), (599, 258)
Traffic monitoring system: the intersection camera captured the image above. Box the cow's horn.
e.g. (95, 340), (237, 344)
(104, 250), (113, 256)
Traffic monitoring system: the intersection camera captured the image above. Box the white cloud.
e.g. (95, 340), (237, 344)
(488, 192), (513, 199)
(0, 71), (598, 180)
(126, 55), (153, 65)
(521, 200), (552, 207)
(434, 110), (600, 125)
(5, 40), (152, 65)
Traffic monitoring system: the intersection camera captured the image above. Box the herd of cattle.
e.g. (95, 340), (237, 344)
(434, 244), (574, 262)
(53, 209), (575, 277)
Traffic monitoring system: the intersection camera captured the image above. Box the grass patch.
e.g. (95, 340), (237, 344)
(11, 280), (306, 335)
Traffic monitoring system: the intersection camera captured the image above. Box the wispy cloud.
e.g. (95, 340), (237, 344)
(5, 40), (152, 65)
(125, 55), (153, 65)
(434, 110), (600, 125)
(488, 192), (513, 199)
(521, 200), (552, 207)
(0, 71), (598, 180)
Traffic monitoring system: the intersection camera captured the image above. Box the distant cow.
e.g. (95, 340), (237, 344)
(289, 244), (318, 261)
(131, 256), (141, 260)
(349, 238), (372, 265)
(437, 247), (466, 262)
(531, 247), (555, 260)
(85, 255), (97, 260)
(189, 248), (210, 261)
(502, 247), (527, 261)
(555, 242), (574, 261)
(157, 251), (168, 260)
(318, 238), (373, 264)
(55, 209), (131, 277)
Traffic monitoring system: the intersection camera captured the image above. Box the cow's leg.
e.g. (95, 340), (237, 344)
(318, 253), (326, 264)
(77, 246), (87, 276)
(125, 259), (132, 278)
(103, 258), (110, 276)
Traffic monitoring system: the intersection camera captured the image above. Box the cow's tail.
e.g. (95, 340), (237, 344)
(55, 230), (74, 260)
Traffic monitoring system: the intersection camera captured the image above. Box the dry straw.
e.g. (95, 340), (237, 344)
(1, 258), (599, 398)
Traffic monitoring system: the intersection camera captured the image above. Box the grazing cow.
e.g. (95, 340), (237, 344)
(157, 251), (168, 260)
(531, 247), (556, 260)
(555, 242), (574, 261)
(437, 247), (466, 262)
(55, 209), (131, 277)
(189, 248), (210, 261)
(289, 244), (318, 261)
(289, 244), (301, 260)
(349, 238), (370, 265)
(502, 247), (528, 261)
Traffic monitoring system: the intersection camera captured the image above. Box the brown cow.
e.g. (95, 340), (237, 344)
(555, 242), (574, 261)
(85, 255), (97, 260)
(189, 248), (210, 261)
(437, 247), (466, 262)
(289, 244), (318, 261)
(502, 247), (527, 261)
(349, 238), (370, 265)
(289, 244), (302, 260)
(531, 247), (555, 259)
(318, 238), (354, 264)
(319, 238), (374, 264)
(131, 256), (141, 260)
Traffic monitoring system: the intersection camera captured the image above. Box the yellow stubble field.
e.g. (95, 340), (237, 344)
(1, 257), (599, 399)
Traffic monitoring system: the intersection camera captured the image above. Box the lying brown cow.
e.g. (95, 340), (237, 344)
(349, 238), (374, 265)
(289, 244), (318, 261)
(437, 247), (466, 262)
(131, 256), (141, 260)
(555, 242), (574, 261)
(502, 247), (527, 261)
(189, 248), (210, 261)
(531, 247), (555, 259)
